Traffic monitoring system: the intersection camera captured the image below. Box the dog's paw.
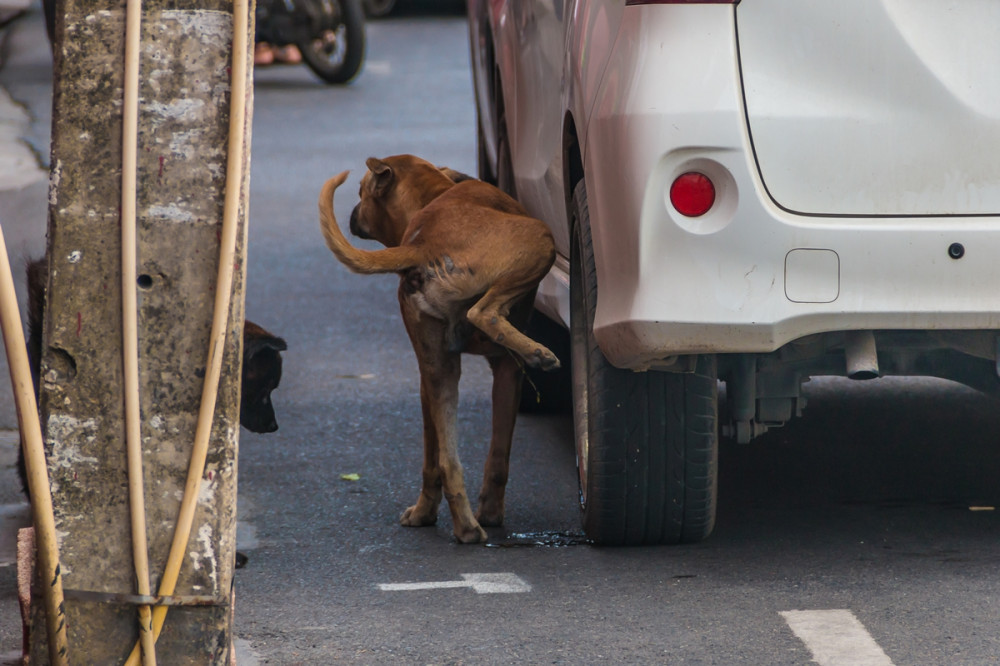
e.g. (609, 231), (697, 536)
(526, 346), (561, 372)
(475, 505), (504, 528)
(400, 505), (437, 527)
(454, 522), (489, 544)
(539, 354), (561, 372)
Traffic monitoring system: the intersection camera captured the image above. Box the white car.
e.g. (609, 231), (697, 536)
(468, 0), (1000, 546)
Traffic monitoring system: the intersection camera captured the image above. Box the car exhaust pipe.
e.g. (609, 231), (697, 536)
(845, 330), (879, 380)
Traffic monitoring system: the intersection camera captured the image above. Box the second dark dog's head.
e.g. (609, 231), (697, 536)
(241, 321), (287, 434)
(21, 259), (288, 498)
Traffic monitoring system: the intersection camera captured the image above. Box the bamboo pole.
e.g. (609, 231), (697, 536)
(0, 227), (70, 665)
(120, 0), (157, 663)
(124, 1), (249, 662)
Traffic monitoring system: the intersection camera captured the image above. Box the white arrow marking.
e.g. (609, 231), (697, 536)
(379, 573), (531, 594)
(781, 610), (894, 666)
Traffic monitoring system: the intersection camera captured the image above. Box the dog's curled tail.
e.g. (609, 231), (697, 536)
(319, 171), (421, 275)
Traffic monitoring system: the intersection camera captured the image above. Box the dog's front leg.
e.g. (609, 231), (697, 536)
(476, 353), (521, 527)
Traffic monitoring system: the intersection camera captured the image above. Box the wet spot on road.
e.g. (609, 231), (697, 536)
(486, 531), (591, 548)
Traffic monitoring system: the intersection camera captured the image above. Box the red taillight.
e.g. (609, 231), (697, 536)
(627, 1), (738, 4)
(670, 172), (716, 217)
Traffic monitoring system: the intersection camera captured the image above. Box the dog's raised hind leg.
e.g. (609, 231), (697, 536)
(467, 285), (561, 371)
(476, 353), (521, 527)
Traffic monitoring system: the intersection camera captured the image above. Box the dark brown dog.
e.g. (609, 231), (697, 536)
(19, 257), (287, 494)
(318, 154), (559, 543)
(239, 320), (288, 434)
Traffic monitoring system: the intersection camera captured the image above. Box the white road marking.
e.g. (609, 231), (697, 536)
(379, 573), (531, 594)
(781, 609), (895, 666)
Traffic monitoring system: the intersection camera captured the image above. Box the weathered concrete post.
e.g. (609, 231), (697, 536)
(31, 0), (252, 662)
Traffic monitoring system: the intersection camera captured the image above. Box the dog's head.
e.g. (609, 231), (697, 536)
(241, 321), (287, 433)
(349, 155), (460, 247)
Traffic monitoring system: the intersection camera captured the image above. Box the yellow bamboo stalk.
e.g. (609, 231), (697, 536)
(121, 0), (157, 663)
(124, 1), (249, 662)
(0, 228), (69, 664)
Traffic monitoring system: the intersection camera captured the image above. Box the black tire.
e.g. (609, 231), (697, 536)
(478, 67), (514, 192)
(296, 0), (366, 85)
(361, 0), (395, 17)
(495, 111), (515, 198)
(569, 179), (718, 546)
(518, 312), (572, 414)
(476, 109), (495, 185)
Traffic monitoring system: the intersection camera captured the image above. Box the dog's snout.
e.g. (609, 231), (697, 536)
(242, 410), (278, 434)
(349, 204), (371, 240)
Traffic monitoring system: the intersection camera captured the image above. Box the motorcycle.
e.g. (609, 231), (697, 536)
(256, 0), (366, 84)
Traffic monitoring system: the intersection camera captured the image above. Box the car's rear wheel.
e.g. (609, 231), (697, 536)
(570, 179), (719, 546)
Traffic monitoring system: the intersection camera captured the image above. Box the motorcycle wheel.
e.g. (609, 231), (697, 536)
(362, 0), (396, 18)
(296, 0), (366, 85)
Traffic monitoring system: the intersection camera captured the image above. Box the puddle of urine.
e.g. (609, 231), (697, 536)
(486, 531), (592, 548)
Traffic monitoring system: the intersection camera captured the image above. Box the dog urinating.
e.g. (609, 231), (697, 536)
(318, 154), (560, 544)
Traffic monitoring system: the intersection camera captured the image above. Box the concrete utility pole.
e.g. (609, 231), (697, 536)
(31, 1), (252, 662)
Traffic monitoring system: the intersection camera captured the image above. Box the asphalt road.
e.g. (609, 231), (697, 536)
(4, 2), (1000, 664)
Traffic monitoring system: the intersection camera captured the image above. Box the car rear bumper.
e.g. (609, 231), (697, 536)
(582, 5), (1000, 370)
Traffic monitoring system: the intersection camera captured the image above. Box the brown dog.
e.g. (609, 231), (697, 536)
(319, 154), (559, 543)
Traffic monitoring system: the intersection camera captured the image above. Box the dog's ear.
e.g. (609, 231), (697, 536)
(245, 334), (288, 357)
(365, 157), (394, 196)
